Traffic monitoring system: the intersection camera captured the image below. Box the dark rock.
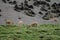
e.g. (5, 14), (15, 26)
(51, 3), (57, 9)
(51, 10), (57, 13)
(46, 3), (50, 7)
(24, 10), (36, 17)
(12, 1), (17, 5)
(40, 8), (47, 12)
(45, 13), (49, 16)
(51, 9), (60, 13)
(9, 1), (13, 4)
(48, 7), (51, 9)
(7, 0), (10, 1)
(33, 0), (37, 1)
(39, 11), (43, 15)
(0, 14), (2, 17)
(42, 15), (50, 20)
(28, 0), (31, 1)
(57, 3), (60, 6)
(14, 4), (24, 12)
(58, 14), (60, 16)
(28, 5), (34, 9)
(33, 1), (50, 7)
(24, 0), (28, 5)
(33, 1), (41, 6)
(24, 0), (33, 9)
(14, 8), (21, 12)
(18, 17), (21, 19)
(2, 0), (7, 3)
(0, 9), (2, 12)
(41, 10), (51, 20)
(24, 5), (33, 9)
(39, 1), (47, 5)
(45, 0), (51, 2)
(9, 1), (17, 5)
(24, 3), (29, 7)
(24, 7), (30, 10)
(56, 10), (60, 13)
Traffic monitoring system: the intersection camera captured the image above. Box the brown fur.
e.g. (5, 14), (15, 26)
(51, 17), (58, 22)
(30, 22), (37, 27)
(5, 20), (13, 25)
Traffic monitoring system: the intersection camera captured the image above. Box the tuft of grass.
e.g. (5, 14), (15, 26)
(0, 24), (60, 40)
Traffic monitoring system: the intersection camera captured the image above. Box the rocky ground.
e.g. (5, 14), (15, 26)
(0, 0), (60, 25)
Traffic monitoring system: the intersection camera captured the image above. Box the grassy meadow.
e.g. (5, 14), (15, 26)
(0, 24), (60, 40)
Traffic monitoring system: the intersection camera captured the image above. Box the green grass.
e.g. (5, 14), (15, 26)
(0, 24), (60, 40)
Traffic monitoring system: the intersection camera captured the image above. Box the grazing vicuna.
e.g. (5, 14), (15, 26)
(51, 16), (58, 22)
(52, 17), (58, 22)
(18, 21), (24, 26)
(30, 22), (38, 27)
(5, 19), (13, 25)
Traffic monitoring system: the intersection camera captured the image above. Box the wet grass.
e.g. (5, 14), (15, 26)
(0, 24), (60, 40)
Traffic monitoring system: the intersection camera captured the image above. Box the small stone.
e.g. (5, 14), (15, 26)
(18, 17), (21, 19)
(45, 0), (51, 2)
(0, 14), (2, 16)
(0, 9), (2, 12)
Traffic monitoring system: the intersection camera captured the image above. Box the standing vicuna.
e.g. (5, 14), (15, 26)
(18, 21), (24, 26)
(50, 16), (58, 22)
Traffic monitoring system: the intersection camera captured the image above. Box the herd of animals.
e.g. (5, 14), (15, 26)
(5, 19), (38, 27)
(0, 0), (60, 25)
